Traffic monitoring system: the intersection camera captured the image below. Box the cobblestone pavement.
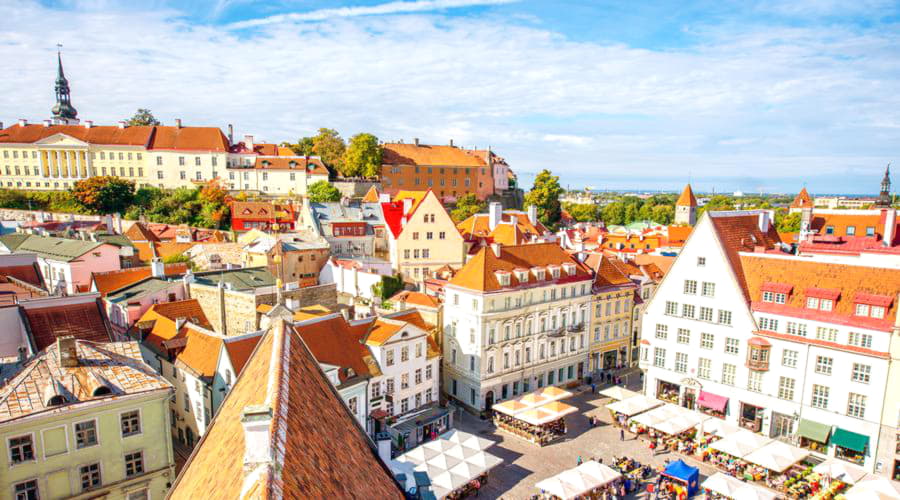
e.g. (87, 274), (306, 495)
(453, 374), (721, 499)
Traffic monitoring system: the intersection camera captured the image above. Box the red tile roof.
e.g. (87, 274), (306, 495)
(390, 290), (440, 309)
(293, 314), (381, 384)
(676, 184), (697, 207)
(253, 156), (329, 175)
(169, 320), (403, 499)
(790, 188), (813, 209)
(223, 334), (262, 375)
(137, 299), (211, 352)
(231, 201), (297, 222)
(23, 300), (111, 351)
(383, 143), (486, 167)
(0, 123), (229, 151)
(708, 212), (782, 300)
(0, 263), (43, 288)
(91, 263), (187, 296)
(449, 242), (593, 292)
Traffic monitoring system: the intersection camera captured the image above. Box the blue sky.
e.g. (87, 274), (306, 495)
(3, 0), (900, 194)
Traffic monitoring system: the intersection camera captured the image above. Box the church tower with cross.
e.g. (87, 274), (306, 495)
(876, 164), (892, 208)
(51, 46), (79, 125)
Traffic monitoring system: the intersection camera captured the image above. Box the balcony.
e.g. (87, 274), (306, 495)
(547, 327), (565, 338)
(567, 323), (585, 333)
(746, 339), (771, 372)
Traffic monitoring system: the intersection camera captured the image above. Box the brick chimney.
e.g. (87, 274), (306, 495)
(18, 118), (27, 127)
(57, 336), (78, 367)
(118, 120), (127, 129)
(83, 120), (93, 129)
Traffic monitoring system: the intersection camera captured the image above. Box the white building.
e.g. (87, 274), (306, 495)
(442, 242), (594, 412)
(640, 210), (900, 475)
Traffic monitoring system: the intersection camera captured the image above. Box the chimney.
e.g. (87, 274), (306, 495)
(244, 134), (255, 151)
(118, 120), (127, 129)
(449, 139), (454, 147)
(84, 120), (93, 129)
(182, 269), (194, 299)
(105, 214), (114, 233)
(241, 405), (274, 468)
(57, 336), (78, 367)
(884, 208), (896, 246)
(150, 257), (165, 278)
(375, 431), (392, 465)
(175, 118), (183, 129)
(0, 122), (4, 130)
(528, 205), (538, 225)
(490, 242), (502, 257)
(227, 123), (234, 144)
(18, 118), (27, 127)
(757, 210), (771, 233)
(488, 202), (502, 230)
(43, 120), (51, 127)
(175, 317), (187, 331)
(414, 137), (420, 146)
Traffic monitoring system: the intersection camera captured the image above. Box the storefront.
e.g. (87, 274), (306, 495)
(740, 402), (764, 432)
(832, 427), (868, 466)
(796, 419), (831, 454)
(656, 380), (680, 404)
(603, 349), (618, 370)
(697, 390), (728, 419)
(390, 406), (453, 452)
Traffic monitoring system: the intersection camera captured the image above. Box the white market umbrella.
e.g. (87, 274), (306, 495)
(444, 444), (480, 461)
(813, 458), (870, 485)
(702, 472), (748, 497)
(744, 441), (810, 473)
(843, 476), (900, 499)
(709, 430), (772, 459)
(698, 418), (742, 438)
(577, 461), (622, 486)
(423, 439), (458, 453)
(606, 394), (663, 417)
(449, 460), (482, 481)
(598, 386), (639, 401)
(465, 451), (503, 470)
(535, 476), (584, 500)
(431, 470), (470, 495)
(426, 453), (462, 471)
(401, 445), (441, 464)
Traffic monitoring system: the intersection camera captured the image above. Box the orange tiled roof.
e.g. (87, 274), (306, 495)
(390, 290), (440, 309)
(708, 212), (782, 300)
(592, 256), (637, 289)
(790, 188), (813, 209)
(666, 225), (693, 246)
(633, 254), (675, 274)
(133, 241), (194, 262)
(810, 213), (883, 238)
(457, 212), (547, 239)
(91, 263), (187, 296)
(449, 242), (592, 292)
(146, 126), (230, 151)
(364, 318), (406, 346)
(138, 299), (211, 352)
(0, 123), (229, 151)
(253, 156), (329, 175)
(0, 340), (171, 422)
(383, 143), (486, 167)
(362, 185), (381, 202)
(169, 320), (403, 499)
(676, 184), (698, 207)
(124, 221), (160, 243)
(741, 255), (900, 327)
(223, 334), (263, 375)
(231, 201), (296, 222)
(384, 309), (437, 332)
(176, 326), (224, 378)
(293, 314), (381, 384)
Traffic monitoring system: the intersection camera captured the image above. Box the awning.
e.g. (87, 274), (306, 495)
(832, 427), (869, 453)
(797, 419), (831, 444)
(697, 391), (728, 413)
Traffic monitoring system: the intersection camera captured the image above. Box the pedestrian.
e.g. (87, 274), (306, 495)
(620, 428), (625, 441)
(577, 455), (583, 466)
(591, 382), (596, 394)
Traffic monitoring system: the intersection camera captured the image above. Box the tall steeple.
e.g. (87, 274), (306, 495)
(51, 46), (78, 125)
(876, 163), (892, 208)
(674, 183), (698, 226)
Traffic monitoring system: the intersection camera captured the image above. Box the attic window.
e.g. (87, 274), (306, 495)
(47, 395), (66, 406)
(515, 269), (529, 283)
(288, 161), (297, 168)
(495, 271), (511, 286)
(92, 386), (112, 397)
(548, 266), (560, 279)
(562, 263), (576, 276)
(531, 267), (546, 280)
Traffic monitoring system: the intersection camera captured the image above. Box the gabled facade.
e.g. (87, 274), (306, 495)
(230, 201), (298, 232)
(380, 142), (496, 201)
(11, 235), (120, 294)
(298, 200), (387, 258)
(586, 255), (638, 372)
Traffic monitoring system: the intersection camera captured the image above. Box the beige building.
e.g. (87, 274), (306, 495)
(382, 190), (466, 283)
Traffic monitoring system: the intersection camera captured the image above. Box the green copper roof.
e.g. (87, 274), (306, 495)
(107, 278), (178, 304)
(14, 235), (105, 262)
(96, 234), (134, 248)
(0, 234), (30, 252)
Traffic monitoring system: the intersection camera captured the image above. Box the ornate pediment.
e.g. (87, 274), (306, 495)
(34, 133), (90, 147)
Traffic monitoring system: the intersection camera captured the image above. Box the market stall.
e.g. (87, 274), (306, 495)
(831, 427), (869, 466)
(813, 458), (869, 485)
(842, 476), (900, 500)
(697, 390), (730, 419)
(535, 460), (623, 499)
(705, 430), (773, 480)
(598, 386), (638, 401)
(744, 441), (810, 474)
(606, 394), (664, 424)
(698, 418), (743, 439)
(796, 419), (831, 454)
(493, 390), (577, 446)
(393, 430), (503, 499)
(701, 472), (778, 500)
(660, 459), (700, 497)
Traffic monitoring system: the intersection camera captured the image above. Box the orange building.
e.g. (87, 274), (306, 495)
(381, 141), (496, 201)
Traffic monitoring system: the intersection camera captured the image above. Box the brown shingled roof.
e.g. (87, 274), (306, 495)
(169, 320), (403, 499)
(23, 300), (111, 351)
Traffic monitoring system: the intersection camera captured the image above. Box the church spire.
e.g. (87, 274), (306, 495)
(877, 163), (892, 208)
(51, 45), (78, 124)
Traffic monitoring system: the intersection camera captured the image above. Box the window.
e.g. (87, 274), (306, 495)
(816, 327), (838, 342)
(759, 317), (778, 331)
(811, 385), (829, 409)
(121, 410), (141, 437)
(386, 378), (395, 394)
(747, 371), (763, 392)
(717, 310), (732, 325)
(156, 156), (163, 165)
(782, 349), (798, 368)
(401, 373), (409, 389)
(702, 282), (715, 297)
(725, 338), (739, 355)
(401, 346), (409, 362)
(416, 342), (423, 358)
(80, 462), (102, 491)
(698, 358), (712, 379)
(385, 349), (394, 366)
(848, 332), (873, 348)
(722, 363), (736, 385)
(14, 479), (38, 500)
(700, 332), (714, 349)
(699, 306), (713, 322)
(697, 256), (706, 266)
(665, 301), (678, 315)
(655, 324), (668, 340)
(8, 435), (34, 464)
(125, 451), (145, 477)
(674, 352), (688, 373)
(682, 304), (695, 318)
(786, 322), (807, 337)
(677, 328), (690, 344)
(469, 355), (476, 371)
(815, 356), (833, 375)
(653, 347), (666, 368)
(847, 393), (867, 418)
(871, 306), (885, 319)
(683, 280), (697, 294)
(777, 377), (795, 400)
(855, 304), (869, 317)
(806, 297), (819, 309)
(179, 171), (186, 180)
(852, 363), (871, 383)
(76, 420), (98, 448)
(178, 156), (185, 166)
(820, 299), (833, 311)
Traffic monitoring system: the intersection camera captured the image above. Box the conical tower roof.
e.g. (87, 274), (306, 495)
(790, 187), (812, 209)
(676, 184), (697, 207)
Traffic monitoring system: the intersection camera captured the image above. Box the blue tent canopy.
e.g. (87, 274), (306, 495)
(663, 459), (700, 495)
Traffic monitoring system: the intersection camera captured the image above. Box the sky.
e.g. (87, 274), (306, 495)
(2, 0), (899, 194)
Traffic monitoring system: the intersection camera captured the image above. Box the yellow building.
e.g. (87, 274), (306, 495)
(0, 337), (174, 500)
(587, 255), (637, 372)
(383, 190), (466, 282)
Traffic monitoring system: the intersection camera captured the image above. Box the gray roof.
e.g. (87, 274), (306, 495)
(106, 277), (179, 304)
(0, 233), (29, 251)
(193, 267), (276, 291)
(13, 235), (106, 262)
(96, 234), (134, 248)
(309, 202), (385, 227)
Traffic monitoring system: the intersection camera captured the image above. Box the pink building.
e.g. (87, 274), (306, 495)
(9, 235), (121, 294)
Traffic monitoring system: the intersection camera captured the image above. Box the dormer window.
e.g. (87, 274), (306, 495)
(495, 271), (511, 286)
(515, 269), (529, 283)
(762, 292), (787, 304)
(853, 293), (891, 319)
(820, 299), (833, 311)
(548, 266), (560, 279)
(806, 288), (839, 312)
(761, 283), (792, 304)
(532, 267), (546, 280)
(562, 263), (576, 276)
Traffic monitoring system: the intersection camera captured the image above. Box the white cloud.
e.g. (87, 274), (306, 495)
(1, 1), (898, 193)
(226, 0), (519, 29)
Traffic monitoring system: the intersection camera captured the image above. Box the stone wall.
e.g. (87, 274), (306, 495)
(332, 180), (381, 199)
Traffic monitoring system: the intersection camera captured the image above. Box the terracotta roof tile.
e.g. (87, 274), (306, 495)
(23, 300), (110, 351)
(253, 156), (329, 175)
(362, 185), (381, 202)
(676, 184), (697, 207)
(294, 314), (380, 383)
(175, 326), (223, 378)
(0, 123), (228, 151)
(137, 299), (211, 352)
(390, 290), (440, 309)
(383, 143), (486, 167)
(790, 188), (813, 209)
(231, 201), (297, 222)
(91, 263), (187, 296)
(592, 256), (637, 290)
(169, 321), (403, 499)
(449, 242), (592, 292)
(0, 263), (43, 288)
(133, 241), (194, 262)
(223, 334), (263, 375)
(708, 212), (782, 300)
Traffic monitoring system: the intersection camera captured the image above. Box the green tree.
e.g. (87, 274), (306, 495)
(342, 133), (382, 178)
(312, 128), (346, 172)
(601, 202), (626, 225)
(307, 180), (342, 202)
(775, 210), (802, 233)
(450, 193), (486, 223)
(282, 137), (315, 156)
(126, 109), (160, 126)
(71, 176), (135, 214)
(562, 203), (597, 222)
(651, 204), (675, 225)
(524, 169), (563, 228)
